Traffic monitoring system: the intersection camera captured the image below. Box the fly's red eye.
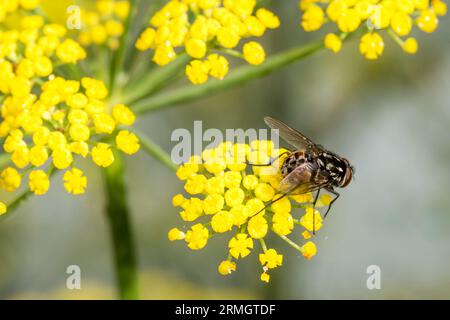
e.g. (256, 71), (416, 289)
(340, 165), (353, 188)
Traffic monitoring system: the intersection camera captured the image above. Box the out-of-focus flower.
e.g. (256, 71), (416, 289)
(77, 0), (130, 50)
(218, 260), (236, 275)
(299, 0), (447, 59)
(0, 0), (140, 210)
(0, 201), (7, 215)
(169, 141), (331, 282)
(136, 0), (280, 84)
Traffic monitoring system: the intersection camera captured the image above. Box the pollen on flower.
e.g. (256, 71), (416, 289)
(324, 33), (342, 53)
(298, 0), (446, 59)
(359, 32), (384, 60)
(218, 260), (236, 276)
(300, 207), (323, 232)
(403, 37), (418, 54)
(272, 212), (294, 236)
(260, 272), (270, 283)
(168, 228), (185, 241)
(247, 214), (269, 239)
(211, 210), (234, 233)
(112, 104), (136, 126)
(171, 141), (328, 281)
(115, 130), (141, 155)
(229, 233), (254, 259)
(0, 167), (21, 192)
(185, 223), (209, 250)
(259, 249), (283, 269)
(29, 170), (50, 195)
(243, 41), (266, 65)
(207, 54), (229, 80)
(63, 168), (87, 195)
(91, 143), (115, 168)
(203, 194), (225, 215)
(301, 241), (317, 260)
(185, 60), (211, 85)
(56, 39), (87, 64)
(136, 0), (280, 84)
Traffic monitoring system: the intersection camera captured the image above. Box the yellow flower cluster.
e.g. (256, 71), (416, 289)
(136, 0), (280, 85)
(0, 0), (42, 22)
(169, 141), (332, 282)
(0, 1), (140, 213)
(299, 0), (447, 59)
(78, 0), (130, 50)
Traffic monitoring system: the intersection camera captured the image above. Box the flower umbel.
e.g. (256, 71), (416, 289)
(170, 141), (330, 282)
(0, 0), (141, 212)
(299, 0), (447, 59)
(136, 0), (280, 84)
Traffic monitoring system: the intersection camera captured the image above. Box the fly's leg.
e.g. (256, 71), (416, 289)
(245, 151), (290, 167)
(324, 188), (340, 219)
(248, 193), (289, 219)
(312, 189), (321, 235)
(247, 183), (300, 219)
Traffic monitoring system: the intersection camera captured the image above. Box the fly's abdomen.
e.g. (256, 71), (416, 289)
(281, 151), (310, 177)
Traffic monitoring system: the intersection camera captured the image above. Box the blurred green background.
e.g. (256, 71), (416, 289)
(1, 0), (450, 299)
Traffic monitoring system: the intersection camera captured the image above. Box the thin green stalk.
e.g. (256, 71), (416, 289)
(0, 189), (33, 222)
(219, 48), (243, 58)
(279, 234), (303, 252)
(0, 153), (10, 170)
(54, 63), (81, 80)
(110, 0), (140, 92)
(132, 41), (324, 114)
(387, 28), (404, 47)
(123, 54), (191, 105)
(124, 0), (167, 74)
(104, 152), (139, 299)
(259, 238), (268, 253)
(0, 167), (56, 221)
(134, 129), (177, 172)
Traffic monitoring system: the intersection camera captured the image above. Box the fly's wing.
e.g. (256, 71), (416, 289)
(278, 162), (330, 195)
(248, 163), (328, 219)
(264, 116), (322, 155)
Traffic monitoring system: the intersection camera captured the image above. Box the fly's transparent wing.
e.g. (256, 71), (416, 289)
(264, 116), (321, 154)
(248, 163), (330, 219)
(278, 162), (313, 193)
(278, 162), (330, 195)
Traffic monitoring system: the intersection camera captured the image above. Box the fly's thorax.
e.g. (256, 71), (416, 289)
(317, 151), (351, 187)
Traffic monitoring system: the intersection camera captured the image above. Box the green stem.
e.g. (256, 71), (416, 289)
(0, 189), (32, 221)
(104, 152), (139, 299)
(134, 129), (177, 172)
(259, 238), (268, 253)
(55, 63), (81, 80)
(0, 153), (10, 170)
(110, 0), (140, 92)
(132, 41), (324, 114)
(386, 28), (404, 47)
(219, 48), (243, 58)
(0, 168), (56, 221)
(279, 234), (303, 253)
(123, 54), (191, 105)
